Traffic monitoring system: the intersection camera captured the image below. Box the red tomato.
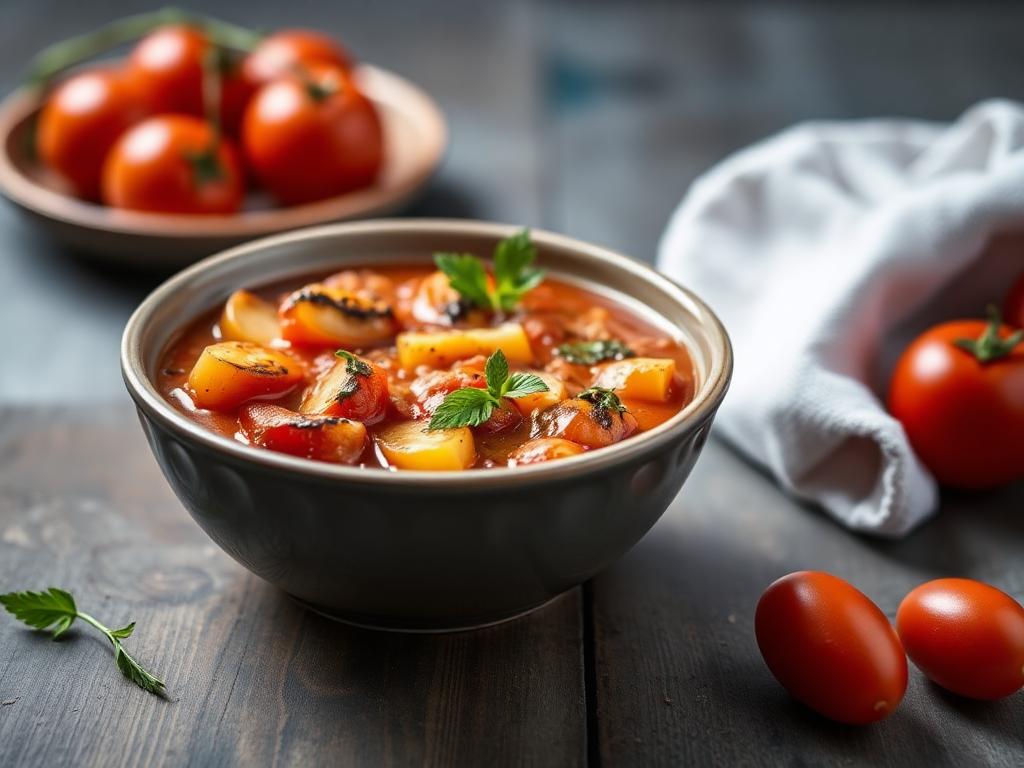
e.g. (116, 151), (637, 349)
(240, 403), (367, 464)
(127, 25), (253, 135)
(897, 578), (1024, 700)
(888, 317), (1024, 489)
(533, 397), (638, 448)
(1005, 274), (1024, 328)
(37, 69), (146, 200)
(241, 64), (383, 205)
(300, 353), (390, 425)
(241, 29), (352, 88)
(101, 115), (244, 214)
(755, 571), (907, 724)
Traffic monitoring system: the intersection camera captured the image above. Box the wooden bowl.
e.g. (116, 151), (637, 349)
(0, 65), (447, 267)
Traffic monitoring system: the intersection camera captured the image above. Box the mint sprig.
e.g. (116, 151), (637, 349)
(428, 350), (548, 430)
(0, 588), (166, 696)
(434, 230), (545, 313)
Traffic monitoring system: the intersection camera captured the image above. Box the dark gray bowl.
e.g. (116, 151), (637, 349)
(121, 220), (732, 631)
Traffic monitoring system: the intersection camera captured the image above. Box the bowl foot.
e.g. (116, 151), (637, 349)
(288, 593), (565, 634)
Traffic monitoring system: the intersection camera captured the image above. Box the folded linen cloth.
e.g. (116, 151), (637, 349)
(658, 99), (1024, 537)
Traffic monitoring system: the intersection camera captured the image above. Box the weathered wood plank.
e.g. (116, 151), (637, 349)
(591, 438), (1024, 767)
(0, 407), (586, 767)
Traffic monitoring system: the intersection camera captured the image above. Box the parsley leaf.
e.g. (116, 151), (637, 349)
(428, 350), (549, 430)
(557, 339), (634, 365)
(335, 349), (372, 377)
(433, 230), (545, 313)
(0, 588), (166, 696)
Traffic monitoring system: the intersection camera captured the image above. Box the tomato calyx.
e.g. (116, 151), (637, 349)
(953, 305), (1024, 363)
(184, 144), (227, 186)
(299, 69), (342, 103)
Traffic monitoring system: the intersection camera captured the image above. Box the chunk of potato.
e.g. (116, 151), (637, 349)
(376, 421), (476, 470)
(188, 342), (303, 411)
(592, 358), (676, 402)
(396, 323), (533, 371)
(219, 290), (280, 345)
(511, 371), (566, 417)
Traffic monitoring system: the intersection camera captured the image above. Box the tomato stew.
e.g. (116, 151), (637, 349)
(159, 256), (695, 471)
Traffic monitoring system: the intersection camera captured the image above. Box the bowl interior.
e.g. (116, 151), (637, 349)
(123, 220), (732, 484)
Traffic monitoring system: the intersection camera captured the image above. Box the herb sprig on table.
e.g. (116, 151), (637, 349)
(0, 588), (166, 696)
(428, 350), (548, 430)
(434, 230), (545, 313)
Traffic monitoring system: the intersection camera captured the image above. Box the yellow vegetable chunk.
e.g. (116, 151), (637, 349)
(511, 371), (566, 417)
(396, 323), (533, 371)
(592, 358), (677, 402)
(187, 341), (303, 412)
(219, 290), (280, 345)
(376, 421), (476, 471)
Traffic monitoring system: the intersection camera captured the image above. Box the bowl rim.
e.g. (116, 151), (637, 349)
(0, 64), (447, 238)
(121, 219), (733, 489)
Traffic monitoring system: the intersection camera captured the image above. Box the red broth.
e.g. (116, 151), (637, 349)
(158, 264), (695, 470)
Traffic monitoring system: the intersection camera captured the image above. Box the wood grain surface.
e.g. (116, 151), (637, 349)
(2, 408), (1022, 767)
(0, 408), (586, 767)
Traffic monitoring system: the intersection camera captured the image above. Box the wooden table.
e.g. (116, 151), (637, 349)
(2, 2), (1023, 766)
(1, 408), (1021, 767)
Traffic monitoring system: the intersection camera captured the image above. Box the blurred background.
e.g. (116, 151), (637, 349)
(1, 0), (1021, 402)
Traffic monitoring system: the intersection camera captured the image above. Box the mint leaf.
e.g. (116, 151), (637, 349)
(503, 372), (548, 399)
(485, 349), (510, 391)
(434, 253), (493, 310)
(428, 387), (499, 429)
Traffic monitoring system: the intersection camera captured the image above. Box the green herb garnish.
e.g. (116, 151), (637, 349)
(577, 386), (629, 430)
(0, 588), (166, 696)
(335, 349), (372, 376)
(556, 339), (635, 365)
(333, 349), (372, 401)
(428, 350), (548, 430)
(434, 229), (545, 313)
(577, 386), (628, 414)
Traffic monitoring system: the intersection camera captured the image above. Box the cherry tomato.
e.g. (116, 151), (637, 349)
(888, 316), (1024, 489)
(127, 25), (252, 135)
(241, 29), (352, 88)
(755, 571), (907, 724)
(241, 64), (383, 205)
(37, 69), (145, 200)
(240, 403), (367, 464)
(301, 354), (390, 425)
(1005, 274), (1024, 328)
(101, 115), (244, 214)
(897, 578), (1024, 700)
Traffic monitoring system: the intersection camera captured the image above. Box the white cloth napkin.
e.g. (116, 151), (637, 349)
(658, 99), (1024, 537)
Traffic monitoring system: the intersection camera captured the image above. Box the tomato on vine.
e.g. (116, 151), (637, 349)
(36, 69), (146, 200)
(242, 64), (383, 205)
(101, 115), (243, 214)
(888, 308), (1024, 489)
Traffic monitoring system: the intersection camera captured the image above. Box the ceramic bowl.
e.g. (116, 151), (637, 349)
(121, 219), (732, 631)
(0, 66), (446, 267)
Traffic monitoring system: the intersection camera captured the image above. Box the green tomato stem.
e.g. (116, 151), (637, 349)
(27, 6), (263, 87)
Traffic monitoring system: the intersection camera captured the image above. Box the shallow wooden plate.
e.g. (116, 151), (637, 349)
(0, 65), (447, 268)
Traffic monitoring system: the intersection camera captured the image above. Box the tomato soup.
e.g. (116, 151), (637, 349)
(158, 237), (695, 470)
